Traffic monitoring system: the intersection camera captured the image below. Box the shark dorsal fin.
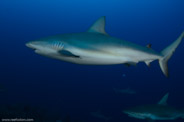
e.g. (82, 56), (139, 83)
(88, 16), (107, 35)
(158, 93), (169, 105)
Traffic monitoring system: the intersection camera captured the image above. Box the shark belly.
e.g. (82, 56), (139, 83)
(150, 115), (181, 120)
(48, 46), (161, 65)
(53, 51), (129, 65)
(32, 44), (127, 64)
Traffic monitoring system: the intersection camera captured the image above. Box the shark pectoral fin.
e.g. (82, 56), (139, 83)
(87, 16), (108, 35)
(58, 50), (80, 58)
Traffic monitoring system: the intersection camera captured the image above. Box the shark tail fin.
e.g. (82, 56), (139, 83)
(159, 32), (184, 77)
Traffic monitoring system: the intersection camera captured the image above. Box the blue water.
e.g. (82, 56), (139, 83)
(0, 0), (184, 122)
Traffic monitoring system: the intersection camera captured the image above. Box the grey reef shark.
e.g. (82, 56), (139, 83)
(26, 16), (184, 77)
(123, 93), (184, 122)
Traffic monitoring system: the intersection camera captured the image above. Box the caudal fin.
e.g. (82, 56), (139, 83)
(159, 32), (184, 77)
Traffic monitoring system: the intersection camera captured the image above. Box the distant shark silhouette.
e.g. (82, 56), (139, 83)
(26, 16), (184, 77)
(123, 93), (184, 121)
(113, 88), (136, 95)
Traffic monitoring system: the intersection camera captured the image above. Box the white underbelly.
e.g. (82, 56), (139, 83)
(55, 54), (130, 65)
(36, 47), (158, 65)
(35, 48), (127, 65)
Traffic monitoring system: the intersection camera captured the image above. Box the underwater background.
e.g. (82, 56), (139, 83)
(0, 0), (184, 122)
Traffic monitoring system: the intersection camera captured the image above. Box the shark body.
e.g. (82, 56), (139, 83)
(123, 93), (184, 121)
(26, 16), (184, 77)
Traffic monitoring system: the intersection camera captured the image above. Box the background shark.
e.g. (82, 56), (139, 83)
(123, 93), (184, 121)
(26, 16), (184, 77)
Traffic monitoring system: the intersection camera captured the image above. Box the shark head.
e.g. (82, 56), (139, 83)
(123, 106), (153, 120)
(26, 35), (82, 63)
(26, 38), (64, 55)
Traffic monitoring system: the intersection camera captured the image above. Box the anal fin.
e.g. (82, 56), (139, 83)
(145, 60), (153, 67)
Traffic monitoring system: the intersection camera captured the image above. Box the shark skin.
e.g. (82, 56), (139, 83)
(26, 16), (184, 77)
(123, 93), (184, 121)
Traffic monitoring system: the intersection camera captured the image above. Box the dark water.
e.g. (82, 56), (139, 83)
(0, 0), (184, 122)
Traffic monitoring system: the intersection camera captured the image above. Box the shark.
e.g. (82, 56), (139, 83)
(26, 16), (184, 77)
(113, 87), (136, 95)
(123, 93), (184, 121)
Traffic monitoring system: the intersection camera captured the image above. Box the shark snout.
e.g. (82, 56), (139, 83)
(26, 41), (44, 50)
(26, 42), (36, 49)
(123, 110), (131, 114)
(123, 109), (138, 116)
